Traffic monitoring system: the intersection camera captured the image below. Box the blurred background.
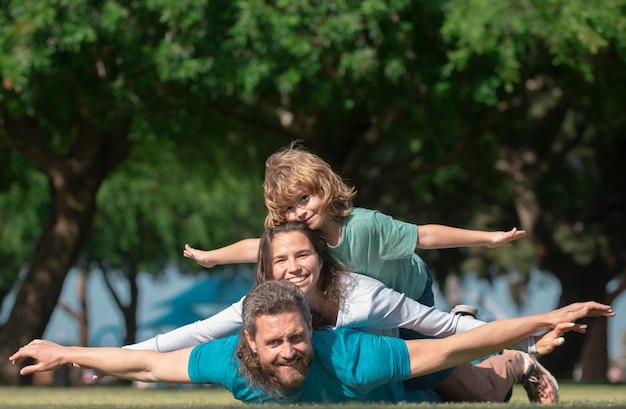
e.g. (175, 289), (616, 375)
(1, 0), (625, 386)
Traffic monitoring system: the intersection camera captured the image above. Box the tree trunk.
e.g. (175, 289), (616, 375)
(73, 266), (90, 385)
(580, 316), (609, 381)
(0, 176), (99, 385)
(124, 272), (139, 346)
(77, 267), (90, 348)
(99, 266), (138, 386)
(100, 264), (139, 346)
(56, 266), (91, 385)
(0, 115), (131, 385)
(502, 142), (612, 381)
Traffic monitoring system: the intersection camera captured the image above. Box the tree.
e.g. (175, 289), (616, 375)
(0, 154), (48, 309)
(0, 1), (215, 383)
(82, 136), (264, 347)
(55, 263), (90, 385)
(434, 0), (626, 380)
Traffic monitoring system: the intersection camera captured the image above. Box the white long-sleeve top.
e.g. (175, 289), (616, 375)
(127, 273), (534, 353)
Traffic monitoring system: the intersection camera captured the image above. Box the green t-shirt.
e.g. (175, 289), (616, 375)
(187, 328), (442, 403)
(327, 207), (432, 304)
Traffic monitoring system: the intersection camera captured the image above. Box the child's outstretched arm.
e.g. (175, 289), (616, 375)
(183, 238), (260, 268)
(416, 225), (526, 250)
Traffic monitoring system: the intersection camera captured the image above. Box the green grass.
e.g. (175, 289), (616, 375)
(1, 382), (625, 408)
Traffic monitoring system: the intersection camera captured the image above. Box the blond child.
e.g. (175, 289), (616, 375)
(185, 142), (525, 307)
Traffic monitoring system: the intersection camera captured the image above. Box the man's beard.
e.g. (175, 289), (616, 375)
(261, 349), (314, 389)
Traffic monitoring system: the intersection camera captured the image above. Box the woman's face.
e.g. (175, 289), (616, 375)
(270, 231), (322, 296)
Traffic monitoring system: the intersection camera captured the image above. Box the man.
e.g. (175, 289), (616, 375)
(10, 280), (614, 404)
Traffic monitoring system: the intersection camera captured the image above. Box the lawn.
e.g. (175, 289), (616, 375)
(1, 382), (625, 408)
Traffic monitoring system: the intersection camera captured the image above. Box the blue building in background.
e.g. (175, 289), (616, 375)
(36, 265), (255, 348)
(131, 266), (254, 343)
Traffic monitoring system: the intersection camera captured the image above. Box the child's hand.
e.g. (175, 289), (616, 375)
(487, 227), (527, 248)
(183, 244), (216, 268)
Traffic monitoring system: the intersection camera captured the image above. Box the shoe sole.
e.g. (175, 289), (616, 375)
(531, 356), (560, 404)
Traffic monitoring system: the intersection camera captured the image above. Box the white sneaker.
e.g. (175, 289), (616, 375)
(519, 352), (559, 404)
(451, 304), (478, 319)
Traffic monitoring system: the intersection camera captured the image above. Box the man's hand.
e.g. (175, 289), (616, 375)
(9, 339), (70, 376)
(548, 301), (615, 326)
(532, 301), (615, 355)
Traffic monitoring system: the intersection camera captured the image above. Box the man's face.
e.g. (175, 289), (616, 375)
(245, 311), (314, 390)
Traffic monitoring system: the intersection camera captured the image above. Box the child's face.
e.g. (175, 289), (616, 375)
(283, 191), (326, 231)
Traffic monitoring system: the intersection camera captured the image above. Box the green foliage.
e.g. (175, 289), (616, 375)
(0, 0), (623, 289)
(0, 153), (48, 290)
(441, 0), (626, 102)
(85, 134), (265, 277)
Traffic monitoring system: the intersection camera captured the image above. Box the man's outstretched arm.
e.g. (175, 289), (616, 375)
(9, 340), (192, 384)
(405, 301), (614, 378)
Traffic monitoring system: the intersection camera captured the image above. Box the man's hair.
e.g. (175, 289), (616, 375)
(255, 222), (348, 319)
(235, 280), (312, 397)
(263, 141), (356, 228)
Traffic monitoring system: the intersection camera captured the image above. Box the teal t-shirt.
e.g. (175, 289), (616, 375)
(188, 328), (440, 404)
(328, 208), (432, 304)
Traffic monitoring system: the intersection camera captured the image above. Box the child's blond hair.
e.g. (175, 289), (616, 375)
(264, 142), (356, 228)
